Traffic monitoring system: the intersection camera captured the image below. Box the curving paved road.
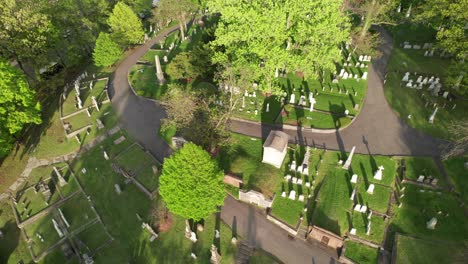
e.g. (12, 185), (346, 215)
(108, 25), (446, 263)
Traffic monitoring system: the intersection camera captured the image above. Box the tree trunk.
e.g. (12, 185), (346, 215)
(179, 21), (185, 40)
(359, 0), (377, 42)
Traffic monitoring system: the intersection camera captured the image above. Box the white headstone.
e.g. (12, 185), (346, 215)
(350, 174), (358, 184)
(426, 217), (437, 229)
(374, 165), (384, 180)
(429, 107), (438, 124)
(103, 151), (109, 160)
(402, 72), (410, 82)
(155, 55), (165, 84)
(367, 184), (375, 194)
(289, 93), (295, 104)
(288, 190), (296, 200)
(342, 146), (356, 170)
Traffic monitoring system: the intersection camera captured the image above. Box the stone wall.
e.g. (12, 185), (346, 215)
(238, 190), (273, 208)
(266, 214), (298, 235)
(308, 225), (344, 250)
(223, 174), (243, 188)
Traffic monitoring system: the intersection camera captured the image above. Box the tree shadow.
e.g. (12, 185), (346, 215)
(359, 162), (369, 188)
(213, 211), (221, 250)
(0, 221), (23, 264)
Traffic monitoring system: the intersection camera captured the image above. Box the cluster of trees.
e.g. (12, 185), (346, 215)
(0, 59), (42, 157)
(93, 2), (144, 67)
(208, 0), (350, 95)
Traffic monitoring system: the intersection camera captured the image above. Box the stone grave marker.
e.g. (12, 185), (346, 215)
(426, 217), (437, 229)
(114, 184), (122, 195)
(373, 165), (384, 180)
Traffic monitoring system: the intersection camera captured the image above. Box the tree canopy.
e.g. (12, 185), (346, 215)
(159, 142), (225, 221)
(108, 2), (144, 46)
(155, 0), (198, 40)
(208, 0), (350, 95)
(0, 59), (41, 157)
(166, 52), (202, 81)
(93, 32), (122, 67)
(417, 0), (467, 60)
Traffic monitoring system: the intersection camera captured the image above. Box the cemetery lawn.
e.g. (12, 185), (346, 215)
(384, 24), (468, 140)
(443, 156), (468, 204)
(0, 201), (32, 264)
(387, 184), (468, 243)
(218, 133), (284, 198)
(344, 241), (378, 264)
(403, 157), (448, 187)
(351, 211), (386, 244)
(396, 235), (466, 264)
(271, 197), (304, 227)
(63, 131), (238, 263)
(282, 105), (352, 129)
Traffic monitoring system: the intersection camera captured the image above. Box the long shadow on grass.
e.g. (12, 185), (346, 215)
(0, 221), (21, 264)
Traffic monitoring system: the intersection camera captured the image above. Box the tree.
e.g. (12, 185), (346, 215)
(0, 59), (41, 157)
(208, 0), (350, 95)
(443, 120), (468, 159)
(161, 88), (198, 129)
(0, 0), (54, 79)
(166, 52), (201, 81)
(108, 2), (144, 46)
(93, 32), (122, 67)
(417, 0), (467, 60)
(159, 143), (225, 221)
(155, 0), (198, 40)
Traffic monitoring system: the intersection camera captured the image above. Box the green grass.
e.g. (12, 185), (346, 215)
(357, 183), (391, 213)
(15, 181), (62, 222)
(135, 164), (160, 192)
(350, 154), (397, 187)
(351, 211), (386, 244)
(218, 133), (284, 198)
(0, 201), (32, 264)
(271, 197), (304, 227)
(249, 249), (281, 264)
(443, 156), (468, 204)
(311, 166), (352, 236)
(283, 105), (352, 129)
(396, 235), (466, 264)
(384, 23), (468, 139)
(58, 193), (98, 232)
(115, 144), (154, 173)
(403, 157), (447, 187)
(344, 241), (378, 264)
(64, 132), (237, 263)
(129, 64), (168, 99)
(73, 222), (111, 253)
(388, 184), (468, 243)
(23, 212), (62, 256)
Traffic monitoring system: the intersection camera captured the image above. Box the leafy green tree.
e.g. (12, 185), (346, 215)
(108, 2), (144, 46)
(93, 32), (122, 67)
(0, 0), (53, 79)
(166, 52), (201, 80)
(159, 142), (225, 221)
(155, 0), (198, 40)
(208, 0), (350, 95)
(417, 0), (467, 59)
(0, 59), (41, 157)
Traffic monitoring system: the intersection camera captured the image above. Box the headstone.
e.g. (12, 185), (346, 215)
(281, 191), (286, 197)
(53, 166), (67, 187)
(406, 3), (412, 18)
(91, 96), (100, 112)
(350, 228), (357, 235)
(288, 190), (296, 200)
(342, 146), (356, 170)
(426, 217), (437, 229)
(367, 184), (375, 194)
(191, 253), (197, 259)
(402, 72), (410, 82)
(190, 232), (197, 242)
(309, 97), (317, 112)
(368, 210), (373, 220)
(114, 184), (122, 195)
(289, 93), (295, 104)
(350, 174), (358, 184)
(96, 118), (105, 130)
(360, 205), (368, 213)
(103, 151), (109, 160)
(266, 103), (270, 112)
(77, 96), (83, 109)
(374, 165), (384, 180)
(298, 195), (304, 202)
(417, 175), (425, 182)
(155, 55), (165, 84)
(58, 209), (70, 228)
(443, 91), (449, 99)
(163, 56), (168, 63)
(354, 204), (362, 211)
(52, 219), (64, 237)
(210, 244), (222, 264)
(362, 72), (368, 80)
(429, 107), (438, 124)
(215, 230), (220, 239)
(299, 95), (306, 106)
(343, 72), (349, 79)
(366, 221), (371, 235)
